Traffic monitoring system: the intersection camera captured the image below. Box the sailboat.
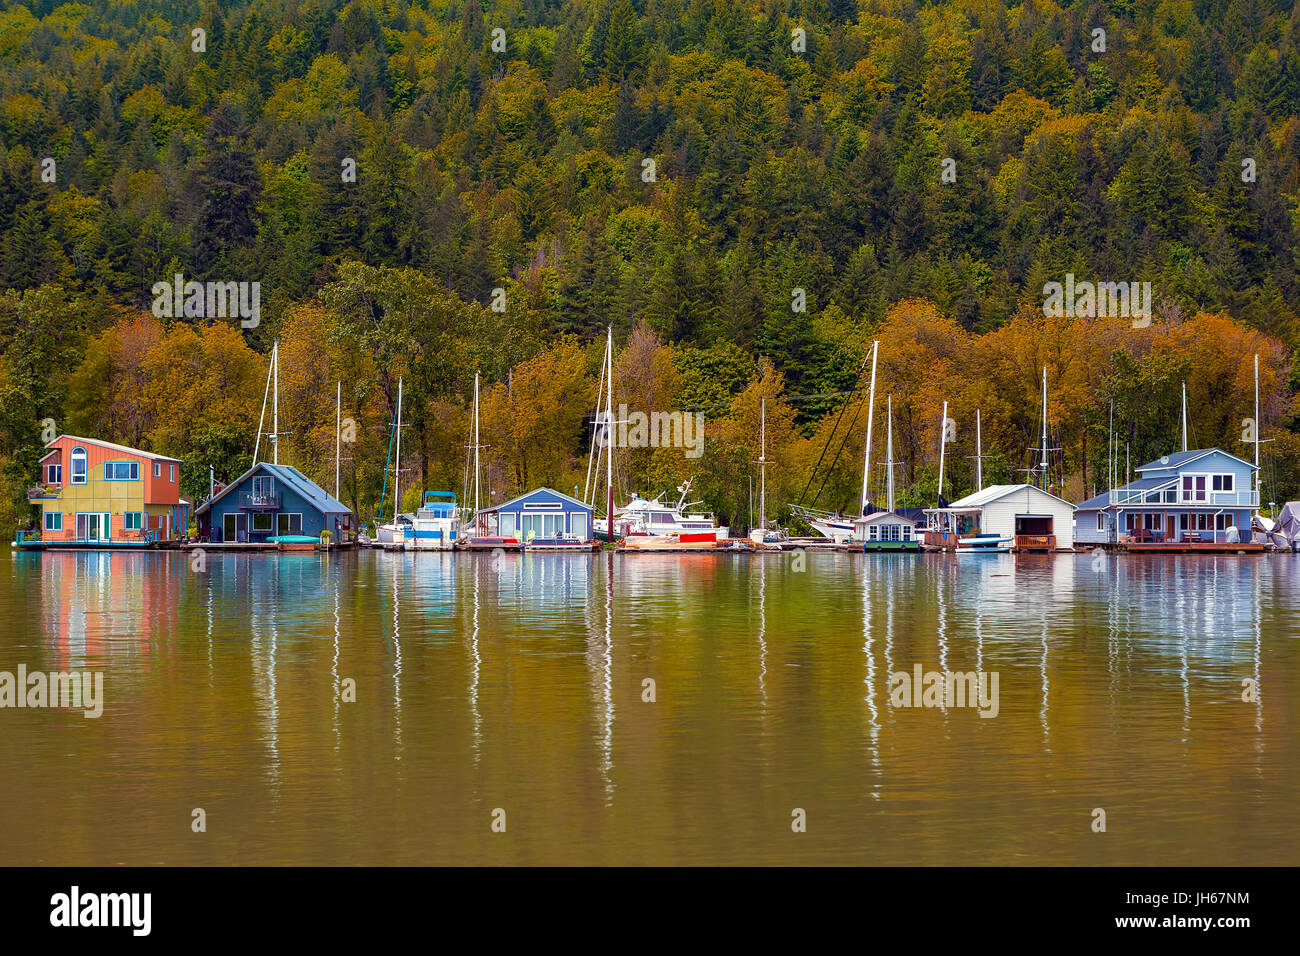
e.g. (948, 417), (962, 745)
(585, 326), (728, 547)
(375, 377), (412, 548)
(856, 392), (921, 552)
(749, 396), (785, 546)
(796, 340), (881, 542)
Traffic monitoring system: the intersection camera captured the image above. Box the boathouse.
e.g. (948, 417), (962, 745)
(1074, 449), (1258, 546)
(929, 484), (1076, 551)
(483, 487), (593, 543)
(22, 435), (186, 547)
(195, 462), (354, 544)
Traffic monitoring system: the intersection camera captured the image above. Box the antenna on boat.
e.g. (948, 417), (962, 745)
(859, 340), (879, 516)
(1181, 381), (1188, 453)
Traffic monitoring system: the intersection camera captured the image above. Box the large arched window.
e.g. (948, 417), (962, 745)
(71, 446), (87, 484)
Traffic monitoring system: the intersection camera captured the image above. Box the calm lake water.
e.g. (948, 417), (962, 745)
(0, 547), (1295, 865)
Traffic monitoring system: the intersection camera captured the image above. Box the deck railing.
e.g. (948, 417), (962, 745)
(1107, 489), (1258, 507)
(240, 491), (281, 509)
(1014, 534), (1056, 550)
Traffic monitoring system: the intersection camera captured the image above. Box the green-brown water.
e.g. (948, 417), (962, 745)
(0, 548), (1295, 865)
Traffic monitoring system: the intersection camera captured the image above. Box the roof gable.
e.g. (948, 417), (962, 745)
(1137, 448), (1255, 472)
(491, 486), (593, 513)
(46, 434), (181, 463)
(195, 462), (351, 515)
(946, 483), (1076, 510)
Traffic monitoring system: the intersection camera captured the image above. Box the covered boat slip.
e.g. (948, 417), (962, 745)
(924, 484), (1076, 552)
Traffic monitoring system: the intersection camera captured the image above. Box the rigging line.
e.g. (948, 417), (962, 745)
(795, 351), (874, 506)
(810, 389), (870, 510)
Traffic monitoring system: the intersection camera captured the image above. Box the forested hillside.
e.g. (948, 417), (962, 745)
(2, 0), (1299, 531)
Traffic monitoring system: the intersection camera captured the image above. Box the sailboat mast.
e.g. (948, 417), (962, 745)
(272, 340), (280, 465)
(393, 377), (403, 524)
(473, 370), (481, 528)
(1039, 366), (1048, 492)
(859, 340), (879, 515)
(937, 400), (948, 505)
(1181, 381), (1188, 453)
(335, 379), (341, 499)
(886, 395), (895, 515)
(975, 408), (983, 490)
(253, 345), (272, 465)
(759, 396), (767, 531)
(606, 326), (614, 542)
(1254, 353), (1261, 506)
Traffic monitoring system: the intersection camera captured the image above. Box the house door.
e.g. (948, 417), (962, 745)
(76, 513), (109, 541)
(222, 513), (247, 543)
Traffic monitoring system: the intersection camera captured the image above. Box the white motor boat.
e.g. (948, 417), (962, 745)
(409, 491), (460, 550)
(956, 533), (1013, 554)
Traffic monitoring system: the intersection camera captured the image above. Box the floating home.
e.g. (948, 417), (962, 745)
(1074, 449), (1260, 550)
(479, 487), (595, 548)
(926, 484), (1076, 551)
(19, 435), (187, 548)
(854, 510), (921, 552)
(194, 462), (354, 546)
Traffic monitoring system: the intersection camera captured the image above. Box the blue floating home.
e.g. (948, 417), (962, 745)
(195, 462), (354, 544)
(1075, 448), (1259, 547)
(481, 487), (594, 547)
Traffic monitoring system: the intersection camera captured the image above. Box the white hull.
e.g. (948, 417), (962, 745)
(809, 516), (853, 540)
(956, 534), (1013, 554)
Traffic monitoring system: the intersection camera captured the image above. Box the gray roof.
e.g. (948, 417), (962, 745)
(483, 486), (593, 513)
(1076, 476), (1176, 510)
(944, 483), (1076, 510)
(195, 462), (351, 515)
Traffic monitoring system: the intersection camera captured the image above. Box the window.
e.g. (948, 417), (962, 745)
(499, 513), (515, 537)
(1097, 513), (1105, 531)
(1179, 514), (1188, 530)
(153, 462), (161, 477)
(71, 446), (87, 484)
(104, 461), (139, 480)
(1212, 474), (1234, 492)
(277, 513), (302, 535)
(169, 463), (175, 482)
(1215, 513), (1228, 530)
(252, 476), (274, 498)
(125, 512), (142, 531)
(251, 513), (273, 532)
(47, 464), (62, 484)
(902, 525), (912, 540)
(44, 512), (62, 531)
(1182, 475), (1207, 502)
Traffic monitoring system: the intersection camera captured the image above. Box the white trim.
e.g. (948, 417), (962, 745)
(45, 434), (181, 463)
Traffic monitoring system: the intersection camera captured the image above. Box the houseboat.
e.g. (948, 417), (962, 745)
(1074, 449), (1263, 551)
(194, 462), (354, 548)
(17, 435), (187, 549)
(478, 488), (596, 551)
